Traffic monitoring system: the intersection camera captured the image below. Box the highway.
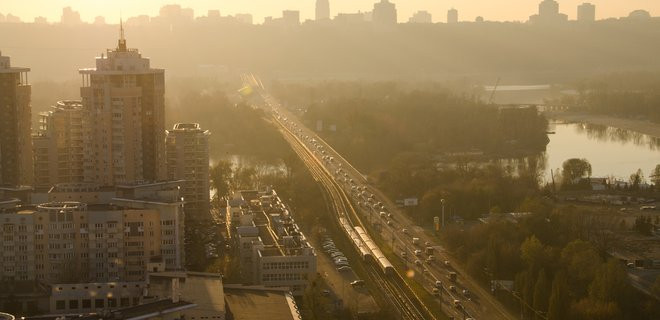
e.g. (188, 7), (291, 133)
(272, 107), (433, 319)
(261, 90), (517, 320)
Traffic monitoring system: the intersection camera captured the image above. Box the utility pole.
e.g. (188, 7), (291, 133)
(441, 199), (446, 228)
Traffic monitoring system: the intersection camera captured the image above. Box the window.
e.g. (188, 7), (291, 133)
(120, 297), (130, 307)
(95, 299), (104, 308)
(108, 298), (117, 308)
(55, 300), (66, 310)
(82, 299), (91, 309)
(69, 300), (79, 309)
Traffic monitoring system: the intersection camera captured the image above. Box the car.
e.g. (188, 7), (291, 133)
(432, 287), (440, 296)
(335, 258), (348, 263)
(350, 280), (365, 287)
(453, 299), (462, 309)
(401, 228), (408, 234)
(415, 260), (422, 266)
(335, 261), (349, 267)
(425, 241), (432, 247)
(331, 252), (344, 258)
(462, 289), (470, 297)
(337, 266), (352, 272)
(379, 212), (387, 218)
(322, 289), (330, 296)
(435, 280), (443, 288)
(386, 220), (392, 226)
(444, 260), (451, 266)
(414, 250), (422, 256)
(426, 255), (435, 262)
(387, 213), (393, 218)
(449, 285), (456, 292)
(401, 252), (407, 258)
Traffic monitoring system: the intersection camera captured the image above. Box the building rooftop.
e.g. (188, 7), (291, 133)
(224, 285), (301, 320)
(76, 299), (196, 320)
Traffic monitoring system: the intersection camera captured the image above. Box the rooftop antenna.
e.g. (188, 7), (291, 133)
(117, 12), (127, 52)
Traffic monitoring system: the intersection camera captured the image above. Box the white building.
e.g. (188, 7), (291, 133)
(229, 189), (316, 295)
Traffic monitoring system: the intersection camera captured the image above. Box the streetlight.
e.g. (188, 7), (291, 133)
(441, 199), (445, 228)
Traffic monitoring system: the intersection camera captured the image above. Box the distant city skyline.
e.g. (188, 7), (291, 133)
(1, 0), (657, 24)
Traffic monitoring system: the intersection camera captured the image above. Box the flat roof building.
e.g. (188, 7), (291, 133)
(166, 123), (210, 220)
(228, 189), (316, 295)
(0, 51), (33, 187)
(33, 101), (85, 189)
(373, 0), (397, 25)
(577, 3), (596, 22)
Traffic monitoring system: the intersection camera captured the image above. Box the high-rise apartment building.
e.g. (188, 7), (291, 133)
(79, 25), (166, 186)
(529, 0), (568, 24)
(166, 123), (210, 219)
(447, 8), (459, 24)
(0, 51), (33, 187)
(282, 10), (300, 26)
(408, 11), (432, 24)
(373, 0), (397, 25)
(578, 3), (596, 22)
(33, 101), (85, 188)
(316, 0), (330, 21)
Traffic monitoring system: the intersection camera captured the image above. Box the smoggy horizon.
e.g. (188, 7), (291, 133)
(1, 0), (658, 24)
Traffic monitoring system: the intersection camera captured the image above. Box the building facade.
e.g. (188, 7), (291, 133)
(578, 3), (596, 22)
(315, 0), (330, 21)
(33, 101), (85, 188)
(229, 189), (316, 295)
(447, 8), (458, 24)
(0, 182), (185, 284)
(373, 0), (397, 25)
(166, 123), (210, 220)
(529, 0), (568, 24)
(408, 11), (432, 24)
(0, 51), (33, 187)
(79, 27), (166, 186)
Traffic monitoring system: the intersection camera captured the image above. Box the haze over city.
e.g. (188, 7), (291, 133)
(2, 0), (659, 23)
(1, 1), (660, 320)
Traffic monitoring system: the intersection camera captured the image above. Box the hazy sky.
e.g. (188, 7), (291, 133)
(2, 0), (657, 24)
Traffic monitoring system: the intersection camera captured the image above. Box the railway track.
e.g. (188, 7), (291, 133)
(273, 114), (433, 320)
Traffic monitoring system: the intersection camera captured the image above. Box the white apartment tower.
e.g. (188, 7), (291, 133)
(79, 23), (166, 186)
(166, 123), (211, 219)
(316, 0), (330, 21)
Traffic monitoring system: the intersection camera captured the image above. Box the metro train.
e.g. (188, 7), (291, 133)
(354, 226), (395, 275)
(339, 217), (372, 260)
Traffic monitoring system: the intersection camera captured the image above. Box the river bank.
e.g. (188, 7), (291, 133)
(543, 111), (660, 139)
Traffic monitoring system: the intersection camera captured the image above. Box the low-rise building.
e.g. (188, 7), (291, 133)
(224, 285), (301, 320)
(228, 189), (316, 295)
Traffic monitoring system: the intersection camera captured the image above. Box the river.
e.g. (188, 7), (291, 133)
(544, 121), (660, 182)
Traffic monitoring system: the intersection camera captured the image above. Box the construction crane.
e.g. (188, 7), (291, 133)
(488, 77), (500, 104)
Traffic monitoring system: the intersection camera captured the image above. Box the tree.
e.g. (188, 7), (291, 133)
(532, 269), (550, 318)
(562, 158), (592, 184)
(589, 259), (631, 306)
(629, 168), (644, 189)
(210, 160), (232, 202)
(521, 235), (544, 275)
(548, 271), (571, 320)
(652, 164), (660, 185)
(561, 240), (601, 294)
